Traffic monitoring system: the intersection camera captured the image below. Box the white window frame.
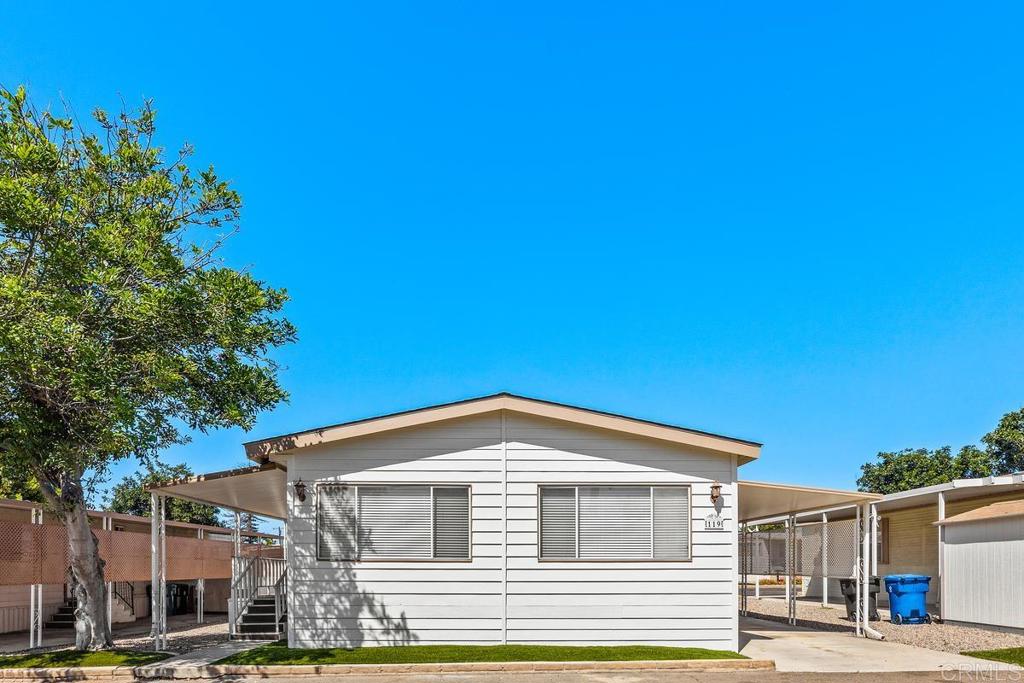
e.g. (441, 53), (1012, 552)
(316, 482), (472, 562)
(538, 483), (693, 562)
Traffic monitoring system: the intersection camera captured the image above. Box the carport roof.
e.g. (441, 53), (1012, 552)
(149, 463), (288, 520)
(738, 480), (880, 522)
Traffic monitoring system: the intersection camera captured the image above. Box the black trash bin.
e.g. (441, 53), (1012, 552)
(838, 577), (880, 621)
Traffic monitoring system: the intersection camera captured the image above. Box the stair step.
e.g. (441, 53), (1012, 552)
(238, 624), (282, 635)
(247, 606), (276, 614)
(242, 614), (278, 624)
(231, 633), (282, 641)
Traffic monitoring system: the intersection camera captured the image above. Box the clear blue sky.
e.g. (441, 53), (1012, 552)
(3, 2), (1024, 512)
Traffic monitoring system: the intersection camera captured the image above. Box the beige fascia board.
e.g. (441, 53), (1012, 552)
(243, 394), (762, 463)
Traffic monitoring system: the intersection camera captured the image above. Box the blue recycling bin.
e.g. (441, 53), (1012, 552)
(884, 574), (931, 624)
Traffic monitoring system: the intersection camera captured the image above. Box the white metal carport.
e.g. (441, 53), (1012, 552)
(738, 481), (883, 639)
(147, 464), (287, 649)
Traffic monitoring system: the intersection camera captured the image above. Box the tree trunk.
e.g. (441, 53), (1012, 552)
(39, 476), (113, 650)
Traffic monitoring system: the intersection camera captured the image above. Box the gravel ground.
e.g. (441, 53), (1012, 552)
(746, 597), (1024, 654)
(0, 614), (233, 655)
(114, 614), (232, 653)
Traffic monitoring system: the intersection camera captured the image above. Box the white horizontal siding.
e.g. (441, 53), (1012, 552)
(287, 411), (738, 650)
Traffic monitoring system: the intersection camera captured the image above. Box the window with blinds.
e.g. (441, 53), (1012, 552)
(539, 485), (691, 560)
(317, 484), (470, 560)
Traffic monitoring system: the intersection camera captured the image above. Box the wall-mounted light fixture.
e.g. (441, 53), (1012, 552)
(710, 481), (722, 504)
(293, 480), (307, 503)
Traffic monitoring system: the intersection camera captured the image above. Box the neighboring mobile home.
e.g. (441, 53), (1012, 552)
(0, 498), (280, 640)
(799, 472), (1024, 629)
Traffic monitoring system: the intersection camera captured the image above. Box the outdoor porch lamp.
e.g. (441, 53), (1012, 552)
(293, 479), (307, 502)
(710, 481), (722, 504)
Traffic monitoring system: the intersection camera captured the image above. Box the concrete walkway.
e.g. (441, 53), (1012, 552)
(136, 640), (263, 679)
(740, 616), (1020, 672)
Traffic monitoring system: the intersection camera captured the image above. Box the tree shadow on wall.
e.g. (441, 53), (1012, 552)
(298, 488), (419, 648)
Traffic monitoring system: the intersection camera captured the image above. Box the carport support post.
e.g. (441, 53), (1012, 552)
(870, 504), (878, 576)
(150, 492), (167, 650)
(104, 515), (112, 631)
(196, 527), (204, 625)
(854, 504), (862, 636)
(821, 512), (829, 607)
(784, 518), (791, 604)
(937, 491), (945, 618)
(29, 506), (43, 649)
(861, 502), (870, 637)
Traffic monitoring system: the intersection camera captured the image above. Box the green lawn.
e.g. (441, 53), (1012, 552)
(215, 641), (746, 666)
(962, 647), (1024, 667)
(0, 650), (169, 669)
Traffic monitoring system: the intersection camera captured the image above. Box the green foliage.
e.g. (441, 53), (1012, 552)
(857, 407), (1024, 493)
(0, 85), (295, 648)
(0, 650), (168, 668)
(215, 641), (747, 665)
(108, 463), (223, 526)
(857, 446), (997, 494)
(981, 407), (1024, 475)
(0, 84), (296, 506)
(0, 457), (43, 501)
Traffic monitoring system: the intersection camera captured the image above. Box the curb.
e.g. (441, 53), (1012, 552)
(3, 658), (774, 680)
(0, 666), (136, 681)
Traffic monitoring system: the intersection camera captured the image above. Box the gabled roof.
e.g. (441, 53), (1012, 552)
(243, 393), (762, 464)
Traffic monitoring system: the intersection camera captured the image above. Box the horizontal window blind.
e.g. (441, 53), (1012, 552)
(579, 486), (651, 559)
(433, 487), (470, 559)
(317, 484), (471, 560)
(317, 485), (357, 560)
(359, 485), (432, 558)
(540, 487), (577, 559)
(653, 486), (690, 560)
(539, 485), (691, 560)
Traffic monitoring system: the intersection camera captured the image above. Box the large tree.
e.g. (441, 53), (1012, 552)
(109, 464), (224, 527)
(0, 86), (296, 649)
(981, 407), (1024, 475)
(856, 446), (996, 494)
(858, 407), (1024, 494)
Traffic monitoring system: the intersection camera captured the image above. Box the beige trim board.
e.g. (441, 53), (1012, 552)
(242, 393), (762, 463)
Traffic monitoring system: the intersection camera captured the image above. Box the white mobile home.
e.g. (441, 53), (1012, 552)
(154, 394), (760, 650)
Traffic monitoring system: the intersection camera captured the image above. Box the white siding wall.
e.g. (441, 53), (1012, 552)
(286, 411), (738, 650)
(942, 518), (1024, 629)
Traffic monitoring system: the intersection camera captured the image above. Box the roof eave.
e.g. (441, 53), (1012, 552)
(242, 394), (762, 463)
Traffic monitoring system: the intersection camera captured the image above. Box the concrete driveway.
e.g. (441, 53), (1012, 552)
(740, 616), (1020, 673)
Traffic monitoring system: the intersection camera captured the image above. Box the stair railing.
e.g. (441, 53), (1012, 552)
(63, 565), (77, 604)
(273, 567), (288, 630)
(230, 556), (287, 637)
(112, 581), (134, 615)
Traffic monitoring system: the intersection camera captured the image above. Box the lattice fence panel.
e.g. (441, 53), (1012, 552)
(741, 530), (789, 575)
(824, 518), (859, 578)
(0, 520), (43, 585)
(0, 517), (274, 585)
(104, 529), (152, 582)
(201, 538), (233, 579)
